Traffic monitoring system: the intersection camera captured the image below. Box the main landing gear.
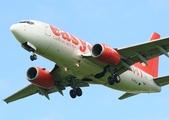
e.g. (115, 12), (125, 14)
(69, 87), (82, 98)
(68, 78), (83, 99)
(108, 74), (121, 85)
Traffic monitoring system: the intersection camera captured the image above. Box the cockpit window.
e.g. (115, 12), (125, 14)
(19, 20), (34, 25)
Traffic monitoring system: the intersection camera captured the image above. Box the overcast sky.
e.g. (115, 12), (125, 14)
(1, 0), (169, 120)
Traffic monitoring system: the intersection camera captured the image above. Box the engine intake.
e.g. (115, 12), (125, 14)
(92, 43), (120, 65)
(27, 67), (55, 88)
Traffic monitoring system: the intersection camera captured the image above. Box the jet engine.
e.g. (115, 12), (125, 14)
(92, 43), (120, 65)
(26, 67), (55, 88)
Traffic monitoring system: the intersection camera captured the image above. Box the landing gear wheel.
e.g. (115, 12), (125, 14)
(108, 74), (121, 85)
(69, 88), (83, 98)
(108, 76), (114, 85)
(114, 74), (121, 83)
(30, 54), (37, 61)
(76, 87), (82, 97)
(30, 55), (34, 61)
(70, 89), (76, 98)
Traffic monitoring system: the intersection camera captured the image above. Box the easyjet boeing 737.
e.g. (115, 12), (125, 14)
(4, 20), (169, 103)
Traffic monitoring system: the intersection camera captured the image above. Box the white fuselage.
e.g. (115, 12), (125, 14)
(10, 20), (161, 94)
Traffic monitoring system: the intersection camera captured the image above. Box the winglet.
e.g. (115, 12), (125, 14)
(149, 32), (160, 41)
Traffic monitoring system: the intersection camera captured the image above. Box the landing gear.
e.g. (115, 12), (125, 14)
(68, 77), (84, 99)
(108, 74), (121, 85)
(21, 42), (37, 61)
(30, 53), (37, 61)
(69, 87), (82, 98)
(108, 76), (114, 85)
(114, 74), (121, 83)
(70, 89), (76, 98)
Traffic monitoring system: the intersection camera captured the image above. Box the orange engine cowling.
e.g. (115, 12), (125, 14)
(26, 67), (55, 88)
(92, 43), (120, 65)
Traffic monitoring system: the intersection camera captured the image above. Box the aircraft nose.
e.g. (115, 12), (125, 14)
(10, 24), (26, 43)
(10, 24), (18, 34)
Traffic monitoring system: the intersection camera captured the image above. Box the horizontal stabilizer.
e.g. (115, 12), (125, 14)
(154, 75), (169, 86)
(119, 93), (138, 100)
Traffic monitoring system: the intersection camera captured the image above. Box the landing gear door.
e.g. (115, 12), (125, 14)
(45, 24), (51, 36)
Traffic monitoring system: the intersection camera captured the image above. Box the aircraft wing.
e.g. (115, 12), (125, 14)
(84, 36), (169, 76)
(3, 83), (67, 103)
(154, 75), (169, 86)
(114, 36), (169, 74)
(4, 84), (38, 103)
(4, 65), (89, 103)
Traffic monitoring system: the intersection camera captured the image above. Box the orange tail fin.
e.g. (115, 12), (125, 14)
(134, 32), (160, 77)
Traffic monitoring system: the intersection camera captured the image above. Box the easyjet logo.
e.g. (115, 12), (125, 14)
(50, 25), (91, 52)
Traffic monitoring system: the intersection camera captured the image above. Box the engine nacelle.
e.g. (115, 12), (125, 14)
(26, 67), (55, 88)
(92, 43), (120, 65)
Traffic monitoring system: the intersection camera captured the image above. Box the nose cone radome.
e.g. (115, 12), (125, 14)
(10, 24), (18, 34)
(10, 24), (26, 43)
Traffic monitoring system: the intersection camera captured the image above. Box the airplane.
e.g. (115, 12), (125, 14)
(4, 20), (169, 103)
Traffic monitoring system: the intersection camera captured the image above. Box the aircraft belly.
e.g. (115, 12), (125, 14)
(71, 60), (104, 80)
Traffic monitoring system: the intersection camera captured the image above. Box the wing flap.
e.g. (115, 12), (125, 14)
(3, 84), (39, 103)
(154, 75), (169, 86)
(119, 93), (138, 100)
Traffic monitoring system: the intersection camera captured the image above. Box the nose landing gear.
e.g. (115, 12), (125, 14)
(30, 53), (37, 61)
(21, 42), (37, 61)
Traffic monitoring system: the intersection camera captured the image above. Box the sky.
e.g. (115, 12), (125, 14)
(1, 0), (169, 120)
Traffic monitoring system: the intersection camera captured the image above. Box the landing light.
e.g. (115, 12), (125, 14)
(76, 63), (80, 67)
(64, 67), (67, 71)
